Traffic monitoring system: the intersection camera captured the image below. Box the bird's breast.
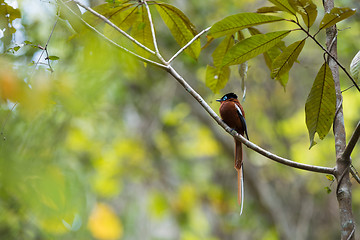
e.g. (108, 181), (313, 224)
(219, 101), (244, 133)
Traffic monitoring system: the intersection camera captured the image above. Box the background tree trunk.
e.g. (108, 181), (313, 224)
(323, 0), (355, 239)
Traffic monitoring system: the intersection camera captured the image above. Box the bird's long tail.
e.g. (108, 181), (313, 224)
(235, 139), (244, 215)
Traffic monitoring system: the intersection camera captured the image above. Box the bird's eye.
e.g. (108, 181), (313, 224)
(223, 96), (227, 101)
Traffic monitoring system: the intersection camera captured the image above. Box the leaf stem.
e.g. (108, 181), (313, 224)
(290, 19), (360, 92)
(343, 120), (360, 160)
(143, 1), (167, 64)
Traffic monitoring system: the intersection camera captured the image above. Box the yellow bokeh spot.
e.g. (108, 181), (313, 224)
(114, 139), (145, 166)
(162, 103), (190, 126)
(174, 184), (197, 212)
(88, 203), (123, 240)
(148, 192), (169, 219)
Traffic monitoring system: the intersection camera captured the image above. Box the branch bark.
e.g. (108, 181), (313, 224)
(323, 0), (355, 238)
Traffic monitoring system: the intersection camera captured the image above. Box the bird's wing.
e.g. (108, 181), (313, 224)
(235, 104), (249, 140)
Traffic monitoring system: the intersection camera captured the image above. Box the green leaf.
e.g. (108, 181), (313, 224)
(59, 0), (83, 32)
(289, 0), (317, 28)
(268, 0), (296, 15)
(264, 45), (290, 87)
(0, 1), (21, 36)
(271, 39), (306, 86)
(212, 35), (235, 68)
(256, 6), (282, 13)
(83, 3), (142, 51)
(305, 63), (336, 149)
(47, 56), (60, 60)
(131, 5), (155, 58)
(325, 186), (332, 194)
(248, 27), (287, 85)
(205, 65), (230, 93)
(209, 13), (284, 38)
(24, 40), (33, 45)
(326, 175), (335, 181)
(319, 7), (356, 30)
(155, 2), (200, 60)
(104, 4), (138, 32)
(0, 2), (21, 21)
(248, 27), (286, 52)
(9, 26), (16, 34)
(222, 30), (291, 67)
(247, 26), (262, 36)
(350, 50), (360, 83)
(82, 3), (135, 31)
(13, 46), (21, 52)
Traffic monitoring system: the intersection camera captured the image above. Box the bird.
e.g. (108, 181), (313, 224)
(217, 93), (249, 215)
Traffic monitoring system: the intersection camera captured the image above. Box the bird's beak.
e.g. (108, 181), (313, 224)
(216, 99), (222, 102)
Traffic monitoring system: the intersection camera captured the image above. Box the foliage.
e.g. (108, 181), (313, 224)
(0, 0), (359, 239)
(205, 0), (357, 145)
(350, 50), (360, 83)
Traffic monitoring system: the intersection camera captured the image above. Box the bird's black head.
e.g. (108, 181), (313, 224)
(216, 93), (238, 102)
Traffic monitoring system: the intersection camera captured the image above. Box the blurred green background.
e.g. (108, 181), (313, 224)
(1, 0), (360, 239)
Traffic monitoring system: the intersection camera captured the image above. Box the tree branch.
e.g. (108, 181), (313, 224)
(167, 26), (211, 64)
(165, 66), (335, 175)
(343, 121), (360, 160)
(59, 0), (168, 70)
(233, 131), (334, 174)
(71, 0), (156, 55)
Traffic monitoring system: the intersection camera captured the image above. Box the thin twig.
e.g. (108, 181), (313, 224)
(346, 227), (355, 240)
(341, 85), (355, 93)
(326, 31), (338, 62)
(44, 18), (58, 72)
(60, 0), (168, 69)
(333, 95), (343, 135)
(350, 164), (360, 184)
(29, 18), (58, 80)
(343, 120), (360, 160)
(143, 1), (166, 64)
(167, 26), (211, 64)
(71, 0), (156, 55)
(291, 20), (360, 92)
(336, 165), (350, 194)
